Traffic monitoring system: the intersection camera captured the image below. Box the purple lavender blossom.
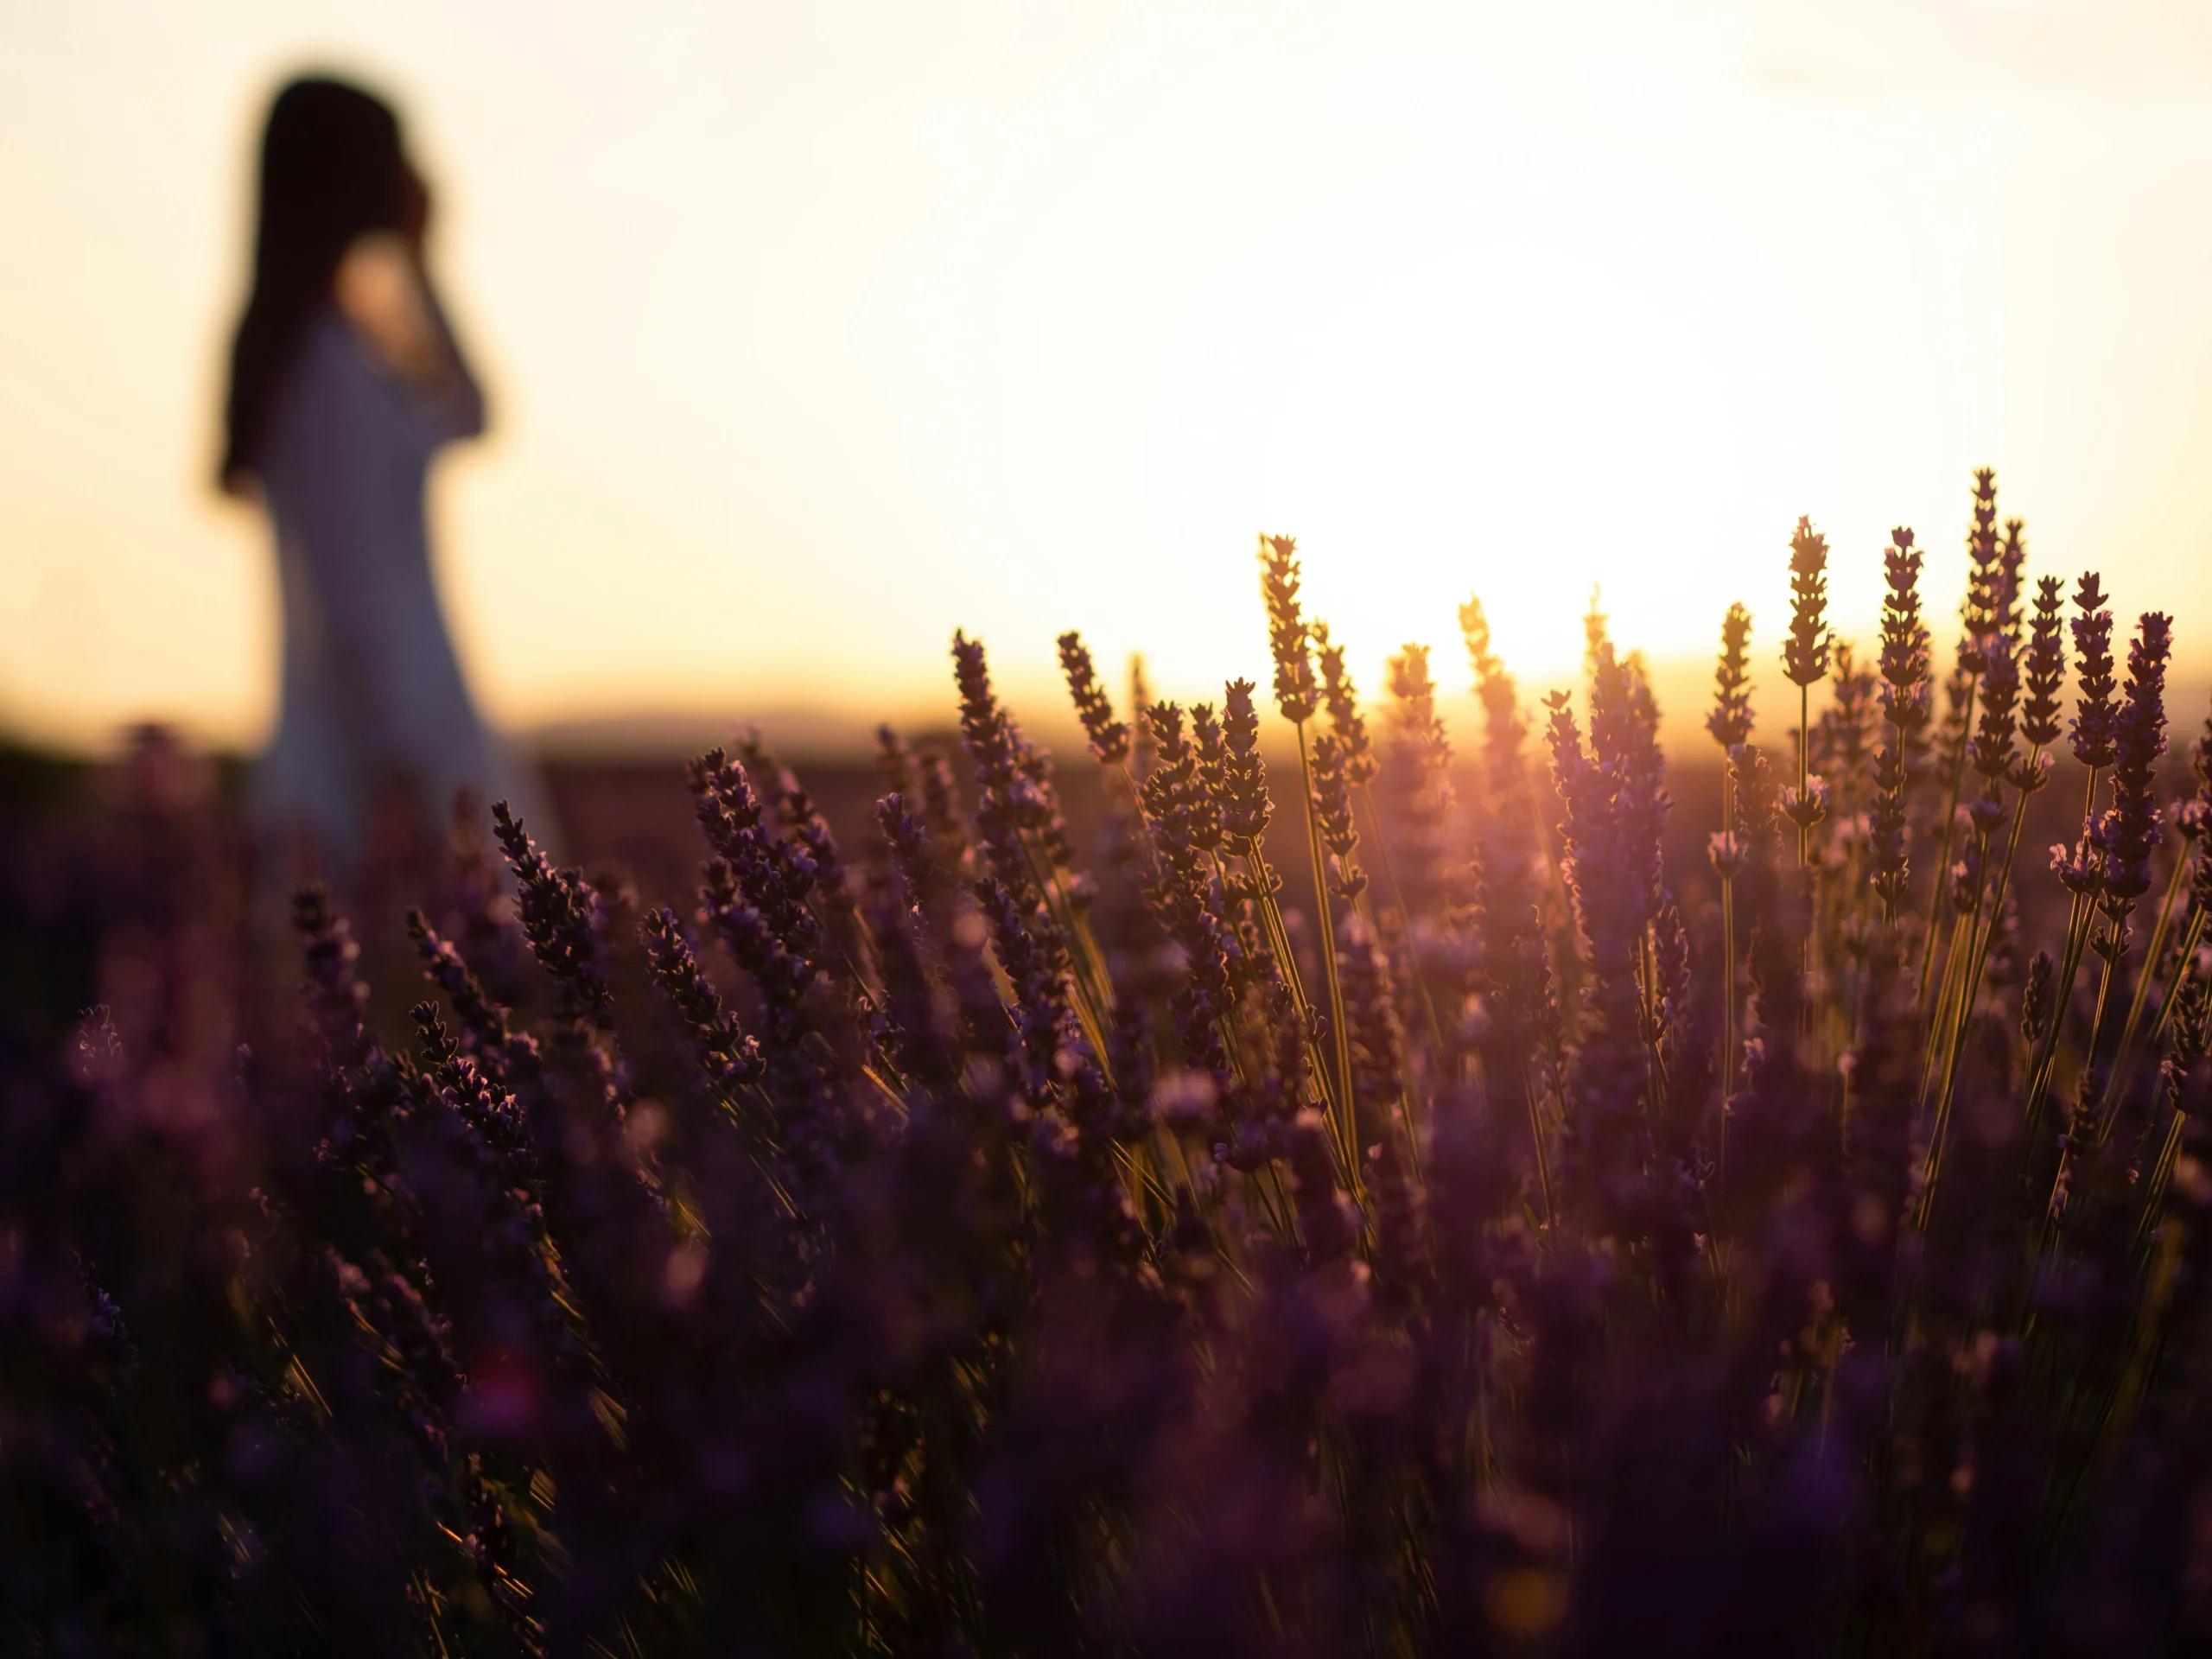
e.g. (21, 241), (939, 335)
(1057, 629), (1131, 767)
(2070, 574), (2118, 769)
(2094, 612), (2174, 903)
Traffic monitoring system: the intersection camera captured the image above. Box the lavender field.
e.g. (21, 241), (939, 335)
(7, 475), (2212, 1655)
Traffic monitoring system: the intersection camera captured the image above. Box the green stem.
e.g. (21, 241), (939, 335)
(1796, 681), (1811, 869)
(2105, 852), (2194, 1105)
(2080, 899), (2136, 1145)
(1526, 1061), (1556, 1230)
(2137, 907), (2209, 1074)
(2031, 899), (2134, 1242)
(2023, 766), (2105, 1126)
(2022, 887), (2094, 1163)
(1719, 765), (1738, 1110)
(1797, 683), (1818, 1049)
(1237, 838), (1344, 1135)
(2130, 1106), (2189, 1266)
(1916, 677), (1981, 1014)
(1917, 890), (1972, 1104)
(1014, 829), (1113, 1066)
(1919, 762), (2038, 1227)
(1296, 723), (1356, 1182)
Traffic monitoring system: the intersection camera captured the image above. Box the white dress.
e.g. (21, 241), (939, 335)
(252, 303), (544, 879)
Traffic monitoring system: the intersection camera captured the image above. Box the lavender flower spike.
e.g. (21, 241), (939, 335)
(2094, 612), (2174, 903)
(1707, 601), (1755, 751)
(1058, 629), (1130, 766)
(1782, 517), (1831, 690)
(1258, 532), (1320, 723)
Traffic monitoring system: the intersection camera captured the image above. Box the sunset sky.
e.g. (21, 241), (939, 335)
(8, 0), (2212, 754)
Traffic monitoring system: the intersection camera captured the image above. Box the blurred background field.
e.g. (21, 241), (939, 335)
(5, 712), (2130, 1049)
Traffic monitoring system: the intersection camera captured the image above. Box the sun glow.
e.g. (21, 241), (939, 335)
(1145, 137), (1827, 681)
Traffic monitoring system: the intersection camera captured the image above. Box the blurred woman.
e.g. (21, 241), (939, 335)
(219, 74), (547, 883)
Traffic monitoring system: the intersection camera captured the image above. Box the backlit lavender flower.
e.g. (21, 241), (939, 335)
(2019, 575), (2068, 749)
(1707, 601), (1755, 750)
(2070, 574), (2118, 769)
(1868, 531), (1929, 920)
(1950, 837), (1985, 918)
(1821, 640), (1878, 816)
(2162, 979), (2210, 1124)
(950, 631), (1058, 902)
(1590, 633), (1669, 918)
(1545, 685), (1657, 1231)
(492, 801), (613, 1029)
(1308, 732), (1365, 901)
(1014, 741), (1079, 876)
(1287, 1108), (1357, 1266)
(2050, 831), (2105, 896)
(2094, 612), (2173, 903)
(2183, 699), (2212, 909)
(2180, 798), (2212, 852)
(1259, 533), (1320, 723)
(1781, 518), (1831, 849)
(1313, 620), (1377, 785)
(295, 883), (400, 1137)
(1057, 629), (1130, 766)
(917, 745), (970, 872)
(1730, 741), (1781, 847)
(974, 875), (1080, 1104)
(1218, 677), (1272, 846)
(746, 739), (855, 918)
(1997, 513), (2028, 645)
(641, 905), (764, 1091)
(1780, 775), (1833, 839)
(1783, 517), (1831, 690)
(875, 722), (917, 797)
(1708, 828), (1745, 879)
(1459, 592), (1529, 804)
(2022, 949), (2056, 1045)
(405, 907), (537, 1095)
(1386, 642), (1447, 754)
(954, 628), (1023, 797)
(688, 747), (821, 957)
(1128, 652), (1156, 779)
(1138, 702), (1235, 1086)
(1961, 467), (2001, 670)
(1382, 643), (1456, 914)
(1969, 626), (2020, 785)
(1188, 701), (1227, 855)
(1877, 529), (1931, 732)
(1869, 756), (1911, 916)
(408, 1001), (540, 1198)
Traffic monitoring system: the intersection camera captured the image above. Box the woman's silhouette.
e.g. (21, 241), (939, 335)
(221, 74), (544, 881)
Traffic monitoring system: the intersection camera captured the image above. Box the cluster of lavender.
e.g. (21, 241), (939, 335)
(7, 484), (2212, 1654)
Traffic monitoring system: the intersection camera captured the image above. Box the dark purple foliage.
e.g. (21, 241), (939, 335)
(7, 477), (2212, 1656)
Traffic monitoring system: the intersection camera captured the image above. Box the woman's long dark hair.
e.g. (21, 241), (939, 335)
(219, 77), (416, 493)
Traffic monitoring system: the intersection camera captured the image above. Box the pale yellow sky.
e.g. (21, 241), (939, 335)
(8, 0), (2212, 754)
